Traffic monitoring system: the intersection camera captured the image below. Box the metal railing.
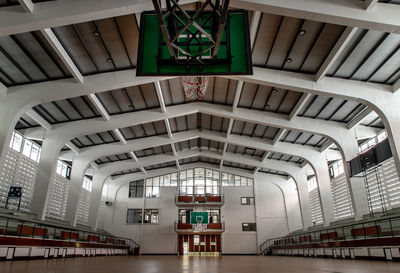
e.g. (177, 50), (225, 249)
(0, 214), (139, 252)
(260, 215), (400, 254)
(174, 221), (225, 232)
(175, 194), (224, 205)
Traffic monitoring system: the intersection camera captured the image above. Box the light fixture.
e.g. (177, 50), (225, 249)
(122, 89), (127, 93)
(298, 29), (306, 36)
(93, 31), (100, 36)
(129, 104), (134, 108)
(285, 58), (292, 64)
(271, 87), (278, 93)
(106, 57), (113, 63)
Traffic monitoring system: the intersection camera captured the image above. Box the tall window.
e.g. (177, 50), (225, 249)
(194, 168), (205, 195)
(145, 178), (160, 198)
(178, 209), (193, 223)
(9, 131), (23, 152)
(82, 176), (92, 192)
(129, 180), (144, 198)
(221, 172), (253, 187)
(127, 209), (142, 223)
(9, 131), (41, 162)
(206, 209), (220, 223)
(144, 209), (159, 223)
(180, 169), (194, 195)
(206, 169), (219, 195)
(56, 160), (71, 179)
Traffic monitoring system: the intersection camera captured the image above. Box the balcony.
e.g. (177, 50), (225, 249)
(175, 195), (224, 206)
(175, 221), (225, 234)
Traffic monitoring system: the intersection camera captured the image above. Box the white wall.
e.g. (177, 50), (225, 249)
(222, 186), (257, 254)
(101, 168), (301, 254)
(255, 174), (302, 248)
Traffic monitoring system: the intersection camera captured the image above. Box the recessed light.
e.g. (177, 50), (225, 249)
(129, 104), (134, 108)
(93, 31), (100, 36)
(298, 29), (306, 36)
(122, 89), (127, 93)
(265, 104), (271, 108)
(285, 58), (292, 64)
(106, 57), (113, 63)
(271, 87), (278, 93)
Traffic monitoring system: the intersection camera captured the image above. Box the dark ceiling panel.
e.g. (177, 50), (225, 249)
(95, 152), (132, 165)
(52, 14), (138, 75)
(119, 120), (167, 140)
(32, 95), (101, 124)
(71, 130), (119, 148)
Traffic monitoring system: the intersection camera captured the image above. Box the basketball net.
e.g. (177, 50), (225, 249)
(182, 76), (209, 102)
(193, 219), (207, 232)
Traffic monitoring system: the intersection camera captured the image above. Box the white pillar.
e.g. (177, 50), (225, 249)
(88, 172), (108, 230)
(64, 156), (91, 226)
(30, 134), (66, 220)
(290, 169), (312, 230)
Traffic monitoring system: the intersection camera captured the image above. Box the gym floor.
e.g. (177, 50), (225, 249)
(1, 255), (399, 273)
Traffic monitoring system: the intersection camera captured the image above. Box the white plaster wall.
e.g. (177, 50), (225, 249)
(255, 178), (291, 247)
(101, 169), (300, 255)
(222, 186), (257, 254)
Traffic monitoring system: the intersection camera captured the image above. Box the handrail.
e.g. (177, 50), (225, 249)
(175, 194), (224, 204)
(174, 221), (225, 232)
(259, 214), (400, 254)
(0, 214), (139, 251)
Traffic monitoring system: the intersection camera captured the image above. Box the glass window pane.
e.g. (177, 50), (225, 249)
(22, 139), (32, 157)
(12, 132), (23, 152)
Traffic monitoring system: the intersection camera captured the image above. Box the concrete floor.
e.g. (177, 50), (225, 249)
(1, 256), (400, 273)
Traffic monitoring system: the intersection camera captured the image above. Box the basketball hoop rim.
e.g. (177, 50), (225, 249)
(181, 77), (210, 86)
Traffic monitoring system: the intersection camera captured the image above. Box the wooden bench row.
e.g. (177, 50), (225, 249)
(274, 226), (382, 245)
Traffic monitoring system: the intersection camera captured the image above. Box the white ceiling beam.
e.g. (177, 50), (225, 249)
(18, 0), (34, 13)
(40, 28), (84, 83)
(0, 0), (198, 36)
(90, 162), (99, 170)
(88, 94), (110, 121)
(141, 167), (147, 174)
(100, 149), (300, 179)
(0, 82), (7, 95)
(346, 107), (373, 129)
(393, 78), (400, 93)
(1, 0), (398, 36)
(315, 27), (358, 82)
(25, 109), (52, 130)
(171, 143), (178, 156)
(5, 69), (172, 112)
(65, 141), (80, 154)
(165, 119), (173, 139)
(320, 140), (334, 152)
(232, 80), (244, 112)
(129, 151), (138, 162)
(365, 0), (379, 10)
(229, 0), (400, 34)
(253, 167), (259, 175)
(249, 11), (261, 49)
(272, 129), (286, 145)
(226, 118), (234, 138)
(289, 93), (311, 120)
(154, 81), (167, 113)
(113, 129), (127, 145)
(225, 66), (391, 109)
(300, 161), (308, 168)
(175, 159), (181, 170)
(261, 151), (271, 163)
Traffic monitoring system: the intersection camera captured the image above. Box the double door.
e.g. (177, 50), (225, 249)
(178, 234), (221, 254)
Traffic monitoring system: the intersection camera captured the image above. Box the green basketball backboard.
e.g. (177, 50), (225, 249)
(190, 212), (209, 224)
(136, 10), (252, 76)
